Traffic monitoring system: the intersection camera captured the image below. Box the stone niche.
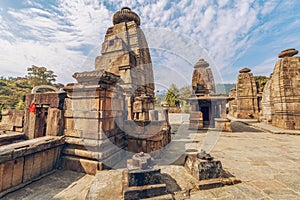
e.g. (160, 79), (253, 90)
(229, 68), (260, 119)
(0, 136), (64, 198)
(260, 48), (300, 130)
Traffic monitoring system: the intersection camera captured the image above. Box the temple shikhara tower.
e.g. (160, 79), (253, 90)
(228, 68), (260, 119)
(260, 48), (300, 130)
(61, 7), (171, 173)
(95, 7), (155, 120)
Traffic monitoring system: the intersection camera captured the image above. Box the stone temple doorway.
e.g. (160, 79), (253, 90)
(201, 106), (210, 121)
(35, 106), (48, 138)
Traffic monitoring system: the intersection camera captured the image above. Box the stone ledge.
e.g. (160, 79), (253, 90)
(0, 136), (64, 163)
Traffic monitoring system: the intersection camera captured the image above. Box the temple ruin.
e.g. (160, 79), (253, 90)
(228, 68), (261, 119)
(260, 48), (300, 130)
(188, 59), (231, 131)
(0, 7), (172, 196)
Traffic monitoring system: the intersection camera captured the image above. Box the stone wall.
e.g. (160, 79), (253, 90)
(0, 136), (64, 197)
(0, 110), (24, 132)
(23, 93), (66, 139)
(259, 77), (273, 123)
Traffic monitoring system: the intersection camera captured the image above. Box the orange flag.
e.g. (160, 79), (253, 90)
(28, 102), (36, 113)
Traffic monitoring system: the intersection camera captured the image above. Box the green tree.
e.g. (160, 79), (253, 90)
(165, 84), (180, 107)
(178, 86), (192, 113)
(254, 76), (270, 92)
(15, 99), (26, 110)
(27, 65), (57, 86)
(0, 66), (58, 110)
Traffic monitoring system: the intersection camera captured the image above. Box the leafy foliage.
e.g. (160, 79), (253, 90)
(165, 84), (180, 107)
(26, 65), (57, 86)
(0, 66), (58, 111)
(254, 76), (270, 92)
(163, 84), (192, 112)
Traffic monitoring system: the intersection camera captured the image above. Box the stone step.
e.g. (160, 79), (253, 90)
(124, 184), (167, 200)
(141, 193), (173, 200)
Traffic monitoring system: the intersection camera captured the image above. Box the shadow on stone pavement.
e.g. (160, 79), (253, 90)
(231, 121), (263, 133)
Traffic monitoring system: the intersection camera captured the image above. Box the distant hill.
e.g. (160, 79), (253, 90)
(216, 83), (236, 94)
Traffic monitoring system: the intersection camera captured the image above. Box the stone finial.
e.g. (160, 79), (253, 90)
(113, 7), (141, 26)
(194, 58), (209, 68)
(278, 48), (298, 58)
(239, 68), (251, 73)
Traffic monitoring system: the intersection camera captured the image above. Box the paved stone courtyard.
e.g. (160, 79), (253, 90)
(3, 121), (300, 200)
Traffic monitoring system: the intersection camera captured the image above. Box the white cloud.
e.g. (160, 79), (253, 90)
(0, 0), (299, 85)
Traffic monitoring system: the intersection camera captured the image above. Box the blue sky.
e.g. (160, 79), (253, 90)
(0, 0), (299, 87)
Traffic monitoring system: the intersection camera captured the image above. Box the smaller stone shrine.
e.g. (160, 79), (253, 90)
(123, 152), (170, 200)
(229, 68), (260, 119)
(188, 59), (231, 131)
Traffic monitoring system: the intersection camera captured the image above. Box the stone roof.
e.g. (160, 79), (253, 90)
(278, 48), (298, 58)
(72, 70), (121, 85)
(239, 68), (251, 73)
(113, 7), (141, 26)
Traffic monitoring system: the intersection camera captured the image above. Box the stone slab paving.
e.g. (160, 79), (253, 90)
(228, 115), (300, 135)
(191, 129), (300, 199)
(2, 122), (300, 199)
(2, 170), (94, 200)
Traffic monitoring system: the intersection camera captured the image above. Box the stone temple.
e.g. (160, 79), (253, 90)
(228, 48), (300, 130)
(228, 68), (261, 119)
(260, 48), (300, 130)
(0, 7), (172, 196)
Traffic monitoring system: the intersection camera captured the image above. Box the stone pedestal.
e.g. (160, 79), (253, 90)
(123, 152), (168, 200)
(184, 153), (226, 181)
(189, 111), (203, 129)
(214, 118), (232, 132)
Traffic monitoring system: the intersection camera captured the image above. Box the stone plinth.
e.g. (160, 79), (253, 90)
(124, 119), (171, 156)
(214, 118), (232, 132)
(189, 111), (203, 129)
(0, 136), (64, 197)
(184, 153), (226, 181)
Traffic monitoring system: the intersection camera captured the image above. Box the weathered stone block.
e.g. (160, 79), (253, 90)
(12, 157), (24, 187)
(2, 160), (13, 190)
